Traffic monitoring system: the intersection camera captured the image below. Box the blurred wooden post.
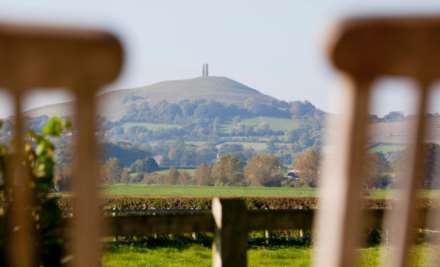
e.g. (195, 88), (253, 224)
(383, 81), (431, 267)
(0, 22), (123, 267)
(10, 91), (33, 267)
(313, 76), (372, 267)
(318, 15), (440, 267)
(212, 198), (248, 267)
(72, 86), (101, 267)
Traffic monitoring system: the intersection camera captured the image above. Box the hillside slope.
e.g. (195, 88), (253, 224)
(28, 76), (282, 121)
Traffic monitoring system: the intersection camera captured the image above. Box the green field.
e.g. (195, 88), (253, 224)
(105, 184), (317, 198)
(154, 168), (196, 176)
(105, 185), (440, 199)
(122, 122), (182, 131)
(103, 244), (430, 267)
(218, 141), (267, 151)
(370, 143), (405, 153)
(223, 116), (299, 133)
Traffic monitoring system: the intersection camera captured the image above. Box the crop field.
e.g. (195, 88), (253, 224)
(103, 244), (430, 267)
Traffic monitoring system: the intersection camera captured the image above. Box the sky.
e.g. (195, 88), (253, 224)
(1, 0), (440, 117)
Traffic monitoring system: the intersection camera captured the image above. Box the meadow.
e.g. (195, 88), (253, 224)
(105, 184), (440, 199)
(105, 184), (317, 198)
(103, 244), (431, 267)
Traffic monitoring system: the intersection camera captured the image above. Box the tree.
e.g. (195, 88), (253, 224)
(363, 152), (396, 189)
(179, 171), (192, 185)
(129, 158), (159, 173)
(143, 172), (164, 184)
(211, 155), (244, 185)
(101, 158), (122, 184)
(393, 143), (440, 188)
(292, 149), (321, 187)
(165, 166), (180, 185)
(120, 168), (131, 184)
(195, 163), (212, 185)
(244, 154), (284, 186)
(145, 158), (160, 172)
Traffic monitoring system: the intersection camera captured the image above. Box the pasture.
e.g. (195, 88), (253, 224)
(104, 184), (440, 199)
(103, 244), (430, 267)
(105, 184), (317, 198)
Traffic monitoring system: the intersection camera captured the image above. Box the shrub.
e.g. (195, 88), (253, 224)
(0, 117), (70, 266)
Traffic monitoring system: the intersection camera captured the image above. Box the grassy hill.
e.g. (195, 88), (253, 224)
(28, 76), (282, 121)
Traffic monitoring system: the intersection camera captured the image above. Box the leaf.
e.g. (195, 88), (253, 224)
(42, 117), (64, 137)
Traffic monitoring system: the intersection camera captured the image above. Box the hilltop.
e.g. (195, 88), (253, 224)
(29, 76), (292, 122)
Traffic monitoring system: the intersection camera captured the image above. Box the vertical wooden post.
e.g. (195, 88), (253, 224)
(212, 198), (248, 267)
(382, 80), (431, 267)
(72, 86), (101, 267)
(313, 75), (372, 267)
(9, 91), (33, 267)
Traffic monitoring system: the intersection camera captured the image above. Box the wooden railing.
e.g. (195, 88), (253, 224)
(1, 15), (440, 267)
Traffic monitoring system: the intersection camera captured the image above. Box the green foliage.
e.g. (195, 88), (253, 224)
(211, 155), (245, 186)
(244, 154), (284, 186)
(129, 158), (159, 174)
(0, 117), (70, 266)
(101, 158), (123, 184)
(42, 117), (71, 137)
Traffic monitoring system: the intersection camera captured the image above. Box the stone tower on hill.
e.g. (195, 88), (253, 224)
(202, 63), (209, 78)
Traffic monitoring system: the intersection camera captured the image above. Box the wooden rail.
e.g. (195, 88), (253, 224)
(105, 208), (436, 237)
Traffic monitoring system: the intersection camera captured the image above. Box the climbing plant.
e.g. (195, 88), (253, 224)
(0, 117), (71, 267)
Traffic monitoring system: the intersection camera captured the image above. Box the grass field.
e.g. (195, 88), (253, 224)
(105, 184), (440, 199)
(153, 168), (196, 176)
(103, 244), (430, 267)
(223, 116), (299, 133)
(217, 141), (267, 151)
(122, 122), (182, 131)
(105, 184), (317, 198)
(370, 143), (405, 153)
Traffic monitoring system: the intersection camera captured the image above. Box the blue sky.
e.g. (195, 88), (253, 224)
(1, 0), (440, 117)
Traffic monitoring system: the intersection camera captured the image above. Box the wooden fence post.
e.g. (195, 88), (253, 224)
(212, 198), (248, 267)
